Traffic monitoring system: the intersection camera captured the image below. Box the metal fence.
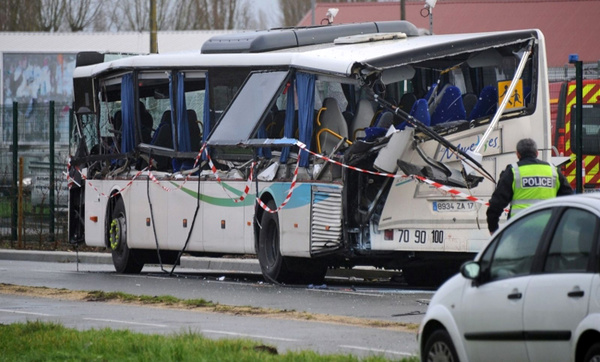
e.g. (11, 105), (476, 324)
(0, 101), (71, 249)
(548, 62), (600, 82)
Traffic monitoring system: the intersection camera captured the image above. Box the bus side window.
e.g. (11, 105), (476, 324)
(139, 102), (153, 144)
(187, 109), (201, 151)
(316, 97), (348, 155)
(150, 110), (174, 171)
(112, 110), (122, 148)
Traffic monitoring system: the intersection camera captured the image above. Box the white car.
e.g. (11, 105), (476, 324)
(418, 194), (600, 362)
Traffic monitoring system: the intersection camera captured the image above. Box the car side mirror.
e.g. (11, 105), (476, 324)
(460, 261), (481, 280)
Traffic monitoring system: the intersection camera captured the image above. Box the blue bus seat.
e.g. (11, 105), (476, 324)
(470, 86), (498, 120)
(430, 85), (466, 126)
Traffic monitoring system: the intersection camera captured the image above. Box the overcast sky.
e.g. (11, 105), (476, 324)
(248, 0), (283, 29)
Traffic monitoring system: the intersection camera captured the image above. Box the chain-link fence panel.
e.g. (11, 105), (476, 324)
(548, 62), (600, 83)
(0, 102), (71, 249)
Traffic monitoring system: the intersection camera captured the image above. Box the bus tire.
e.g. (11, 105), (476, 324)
(257, 201), (292, 284)
(108, 198), (144, 274)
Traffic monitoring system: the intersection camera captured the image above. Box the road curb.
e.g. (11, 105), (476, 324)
(0, 249), (262, 273)
(0, 249), (399, 279)
(0, 249), (110, 264)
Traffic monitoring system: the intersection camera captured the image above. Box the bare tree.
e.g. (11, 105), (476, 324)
(116, 0), (148, 31)
(90, 6), (111, 31)
(114, 0), (241, 31)
(167, 0), (198, 30)
(279, 0), (310, 27)
(156, 0), (176, 30)
(144, 0), (206, 31)
(279, 0), (377, 27)
(0, 0), (263, 32)
(184, 0), (209, 30)
(234, 0), (259, 30)
(66, 0), (104, 32)
(0, 0), (43, 31)
(168, 0), (247, 31)
(40, 0), (66, 32)
(242, 2), (270, 30)
(101, 0), (128, 31)
(211, 0), (239, 30)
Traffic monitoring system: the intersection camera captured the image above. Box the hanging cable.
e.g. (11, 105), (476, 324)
(253, 151), (262, 230)
(146, 151), (168, 273)
(169, 161), (204, 276)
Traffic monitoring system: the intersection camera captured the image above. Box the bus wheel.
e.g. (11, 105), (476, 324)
(108, 198), (143, 274)
(258, 201), (291, 284)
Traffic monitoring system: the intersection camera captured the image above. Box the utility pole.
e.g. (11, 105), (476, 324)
(570, 54), (583, 193)
(401, 0), (406, 20)
(49, 101), (55, 243)
(150, 0), (158, 53)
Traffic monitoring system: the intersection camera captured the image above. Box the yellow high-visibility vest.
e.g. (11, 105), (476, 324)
(511, 162), (559, 216)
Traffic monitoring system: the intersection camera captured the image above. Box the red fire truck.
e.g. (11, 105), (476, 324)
(552, 79), (600, 191)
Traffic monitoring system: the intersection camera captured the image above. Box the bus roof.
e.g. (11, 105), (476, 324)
(200, 21), (420, 54)
(288, 29), (539, 76)
(72, 51), (295, 79)
(73, 27), (540, 80)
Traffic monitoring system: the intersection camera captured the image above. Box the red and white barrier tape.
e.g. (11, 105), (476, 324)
(68, 144), (208, 196)
(206, 153), (255, 203)
(72, 165), (146, 198)
(295, 141), (400, 179)
(256, 155), (302, 213)
(236, 164), (253, 204)
(69, 140), (504, 214)
(295, 141), (507, 213)
(145, 144), (207, 192)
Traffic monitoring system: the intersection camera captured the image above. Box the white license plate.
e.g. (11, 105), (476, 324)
(433, 201), (475, 212)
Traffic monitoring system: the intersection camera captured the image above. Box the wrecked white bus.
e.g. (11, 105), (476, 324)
(68, 21), (551, 286)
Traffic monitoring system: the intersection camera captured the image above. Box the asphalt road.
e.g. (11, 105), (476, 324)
(0, 250), (432, 359)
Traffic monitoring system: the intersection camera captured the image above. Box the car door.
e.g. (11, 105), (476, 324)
(523, 207), (597, 361)
(461, 209), (553, 362)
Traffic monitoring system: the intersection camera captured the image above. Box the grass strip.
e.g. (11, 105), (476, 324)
(0, 320), (418, 361)
(0, 283), (419, 332)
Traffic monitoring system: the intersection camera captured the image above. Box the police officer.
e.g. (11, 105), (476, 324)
(487, 138), (572, 234)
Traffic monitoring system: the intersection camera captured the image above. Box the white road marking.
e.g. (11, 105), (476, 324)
(0, 309), (53, 317)
(307, 289), (384, 297)
(83, 318), (168, 328)
(339, 344), (414, 356)
(202, 329), (298, 342)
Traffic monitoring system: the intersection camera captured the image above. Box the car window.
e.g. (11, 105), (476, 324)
(487, 209), (552, 281)
(544, 208), (597, 273)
